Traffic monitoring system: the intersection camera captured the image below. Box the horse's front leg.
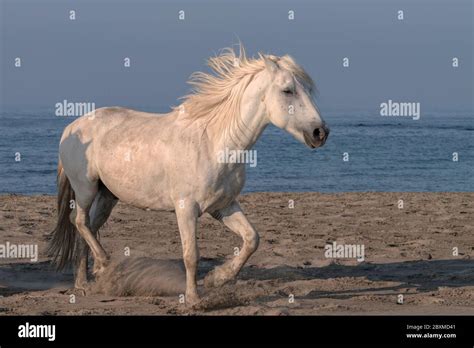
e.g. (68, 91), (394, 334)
(175, 201), (200, 306)
(204, 200), (259, 288)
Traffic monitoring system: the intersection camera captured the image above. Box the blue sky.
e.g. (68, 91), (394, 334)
(1, 0), (472, 113)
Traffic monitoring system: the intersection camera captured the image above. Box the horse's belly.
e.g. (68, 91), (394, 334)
(102, 176), (173, 211)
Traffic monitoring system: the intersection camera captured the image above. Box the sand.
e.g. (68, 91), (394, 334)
(0, 192), (473, 315)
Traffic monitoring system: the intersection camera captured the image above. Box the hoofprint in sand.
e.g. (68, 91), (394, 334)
(0, 192), (473, 315)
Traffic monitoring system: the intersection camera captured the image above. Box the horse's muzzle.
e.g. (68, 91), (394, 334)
(304, 125), (329, 149)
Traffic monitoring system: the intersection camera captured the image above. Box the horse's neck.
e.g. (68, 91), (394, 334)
(213, 75), (269, 152)
(227, 103), (267, 151)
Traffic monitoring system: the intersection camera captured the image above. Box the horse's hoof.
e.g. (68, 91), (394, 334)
(74, 287), (87, 296)
(92, 257), (110, 276)
(186, 293), (201, 307)
(92, 263), (107, 276)
(60, 287), (87, 296)
(203, 268), (230, 288)
(74, 281), (88, 296)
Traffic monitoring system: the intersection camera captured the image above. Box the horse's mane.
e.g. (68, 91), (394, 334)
(176, 45), (315, 144)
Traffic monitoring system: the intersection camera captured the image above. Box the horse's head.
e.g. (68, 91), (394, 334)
(261, 55), (329, 149)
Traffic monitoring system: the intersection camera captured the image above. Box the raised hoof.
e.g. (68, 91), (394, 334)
(203, 267), (232, 289)
(92, 259), (109, 276)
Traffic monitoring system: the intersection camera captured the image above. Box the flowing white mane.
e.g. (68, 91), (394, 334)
(177, 45), (316, 142)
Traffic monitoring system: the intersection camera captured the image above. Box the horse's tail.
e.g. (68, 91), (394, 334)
(47, 159), (79, 271)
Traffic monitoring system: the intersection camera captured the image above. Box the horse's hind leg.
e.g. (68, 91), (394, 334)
(74, 238), (89, 290)
(74, 185), (118, 289)
(73, 183), (109, 277)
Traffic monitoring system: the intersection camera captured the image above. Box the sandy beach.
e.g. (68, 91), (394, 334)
(0, 192), (473, 315)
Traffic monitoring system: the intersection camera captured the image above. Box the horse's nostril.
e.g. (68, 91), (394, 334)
(313, 128), (320, 139)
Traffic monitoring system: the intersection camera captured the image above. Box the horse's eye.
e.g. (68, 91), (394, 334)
(282, 88), (294, 95)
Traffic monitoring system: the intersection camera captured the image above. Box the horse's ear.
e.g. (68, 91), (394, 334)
(261, 54), (279, 75)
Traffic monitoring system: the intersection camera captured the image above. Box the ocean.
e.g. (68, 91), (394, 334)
(0, 109), (472, 194)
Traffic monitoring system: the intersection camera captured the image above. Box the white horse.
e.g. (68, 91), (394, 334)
(48, 46), (329, 305)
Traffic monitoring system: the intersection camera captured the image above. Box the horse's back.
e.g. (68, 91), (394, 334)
(59, 107), (167, 181)
(61, 107), (160, 141)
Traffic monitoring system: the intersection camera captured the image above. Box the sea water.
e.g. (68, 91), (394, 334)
(0, 109), (472, 194)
